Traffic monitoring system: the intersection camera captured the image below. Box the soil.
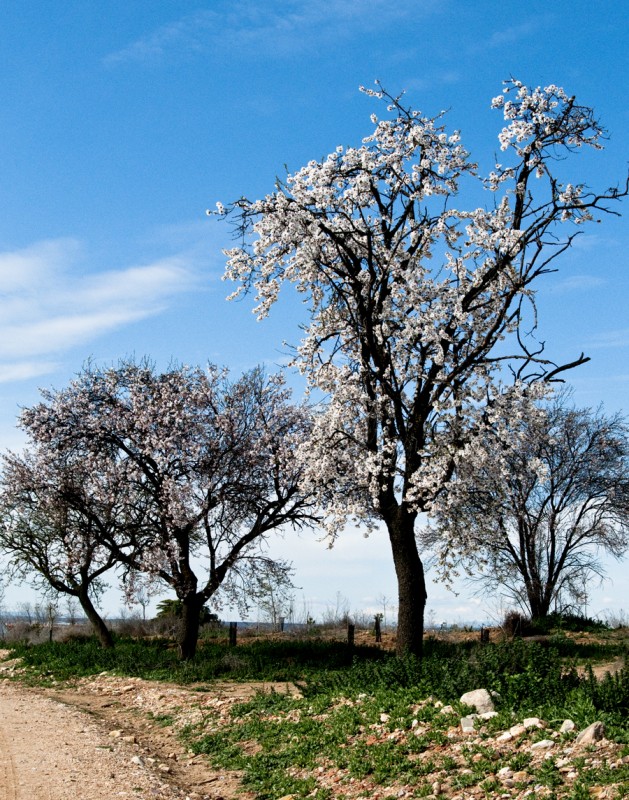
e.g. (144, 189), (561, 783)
(0, 677), (191, 800)
(0, 635), (624, 800)
(0, 648), (301, 800)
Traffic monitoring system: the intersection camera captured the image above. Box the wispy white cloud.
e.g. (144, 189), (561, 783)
(486, 21), (539, 48)
(0, 238), (79, 292)
(103, 10), (215, 66)
(103, 0), (447, 66)
(403, 71), (463, 94)
(465, 17), (546, 58)
(548, 274), (606, 293)
(0, 361), (61, 384)
(585, 328), (629, 349)
(0, 238), (200, 381)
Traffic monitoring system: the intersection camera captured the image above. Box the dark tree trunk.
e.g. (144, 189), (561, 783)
(77, 588), (114, 649)
(178, 594), (203, 661)
(387, 508), (427, 658)
(527, 586), (552, 622)
(523, 563), (553, 620)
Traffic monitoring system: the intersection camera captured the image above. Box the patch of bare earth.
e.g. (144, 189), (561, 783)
(0, 636), (626, 800)
(0, 678), (191, 800)
(50, 675), (304, 800)
(0, 646), (286, 799)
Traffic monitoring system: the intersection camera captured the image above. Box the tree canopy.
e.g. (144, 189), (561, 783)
(424, 396), (629, 620)
(218, 79), (627, 656)
(16, 360), (318, 658)
(0, 447), (133, 647)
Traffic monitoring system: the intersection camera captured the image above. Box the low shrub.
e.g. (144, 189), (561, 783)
(502, 610), (535, 637)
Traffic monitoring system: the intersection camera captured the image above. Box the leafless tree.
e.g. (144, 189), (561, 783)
(424, 396), (629, 620)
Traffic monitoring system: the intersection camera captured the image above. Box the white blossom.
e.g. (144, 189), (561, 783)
(216, 80), (625, 654)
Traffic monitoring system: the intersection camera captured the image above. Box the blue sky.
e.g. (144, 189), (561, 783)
(0, 1), (627, 623)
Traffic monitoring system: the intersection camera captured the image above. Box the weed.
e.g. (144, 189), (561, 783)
(567, 781), (591, 800)
(508, 751), (533, 771)
(451, 770), (478, 789)
(533, 758), (563, 788)
(147, 712), (174, 727)
(5, 633), (629, 800)
(480, 777), (501, 796)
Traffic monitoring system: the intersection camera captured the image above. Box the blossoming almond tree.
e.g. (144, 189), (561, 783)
(423, 395), (629, 620)
(21, 360), (318, 659)
(217, 80), (627, 657)
(0, 448), (140, 648)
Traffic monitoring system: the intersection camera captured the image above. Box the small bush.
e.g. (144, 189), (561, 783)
(502, 611), (534, 637)
(58, 628), (94, 645)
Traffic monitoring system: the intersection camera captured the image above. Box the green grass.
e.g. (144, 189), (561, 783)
(146, 711), (175, 727)
(6, 634), (629, 724)
(184, 688), (449, 797)
(4, 635), (375, 683)
(4, 633), (629, 799)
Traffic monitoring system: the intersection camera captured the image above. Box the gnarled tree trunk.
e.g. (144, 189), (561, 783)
(77, 588), (114, 649)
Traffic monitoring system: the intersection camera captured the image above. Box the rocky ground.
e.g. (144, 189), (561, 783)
(0, 643), (626, 800)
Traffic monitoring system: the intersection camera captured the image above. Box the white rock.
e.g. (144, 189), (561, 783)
(460, 716), (476, 734)
(459, 688), (495, 714)
(379, 713), (390, 723)
(439, 705), (455, 715)
(496, 731), (513, 743)
(575, 721), (605, 745)
(509, 723), (526, 737)
(530, 739), (555, 750)
(523, 717), (544, 729)
(479, 711), (498, 720)
(560, 719), (576, 734)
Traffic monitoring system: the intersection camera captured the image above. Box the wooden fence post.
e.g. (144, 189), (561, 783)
(229, 621), (237, 647)
(347, 623), (355, 647)
(374, 615), (382, 643)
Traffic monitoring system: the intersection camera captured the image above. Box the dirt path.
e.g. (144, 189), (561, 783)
(0, 679), (194, 800)
(0, 664), (298, 800)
